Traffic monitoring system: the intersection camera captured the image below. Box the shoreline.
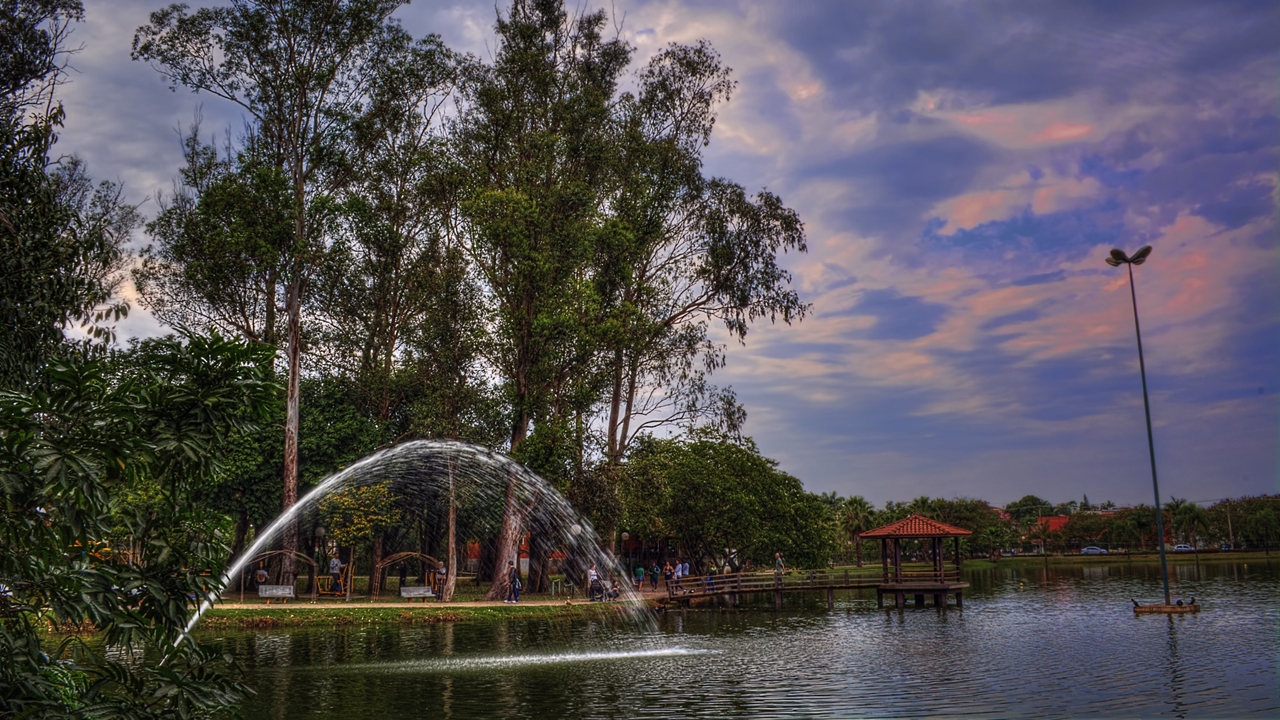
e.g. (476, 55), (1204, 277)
(196, 598), (653, 630)
(81, 552), (1273, 632)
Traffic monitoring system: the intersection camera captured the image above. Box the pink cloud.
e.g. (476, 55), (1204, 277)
(1032, 122), (1093, 142)
(930, 170), (1102, 234)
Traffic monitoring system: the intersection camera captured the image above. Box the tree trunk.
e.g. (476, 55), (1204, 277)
(280, 279), (303, 581)
(371, 535), (384, 596)
(528, 539), (551, 594)
(229, 514), (249, 564)
(485, 470), (526, 600)
(441, 461), (458, 602)
(605, 347), (624, 463)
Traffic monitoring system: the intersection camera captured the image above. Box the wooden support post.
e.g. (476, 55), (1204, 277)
(775, 590), (783, 609)
(881, 539), (889, 582)
(955, 591), (963, 608)
(896, 540), (904, 582)
(914, 593), (925, 607)
(827, 587), (835, 610)
(877, 590), (884, 608)
(934, 593), (944, 607)
(895, 592), (904, 609)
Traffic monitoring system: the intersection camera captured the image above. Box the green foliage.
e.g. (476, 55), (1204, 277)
(1, 0), (136, 388)
(0, 331), (277, 715)
(1004, 495), (1052, 525)
(136, 127), (293, 343)
(318, 482), (403, 548)
(621, 434), (833, 570)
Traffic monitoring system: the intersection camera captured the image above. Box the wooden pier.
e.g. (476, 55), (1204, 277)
(657, 513), (977, 610)
(657, 568), (881, 609)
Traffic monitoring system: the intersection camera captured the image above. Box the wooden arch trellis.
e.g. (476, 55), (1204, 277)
(240, 550), (320, 602)
(372, 552), (443, 599)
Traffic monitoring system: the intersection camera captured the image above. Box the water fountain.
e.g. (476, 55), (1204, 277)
(183, 439), (649, 638)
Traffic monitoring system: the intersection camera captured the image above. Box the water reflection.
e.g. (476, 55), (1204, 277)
(224, 561), (1277, 719)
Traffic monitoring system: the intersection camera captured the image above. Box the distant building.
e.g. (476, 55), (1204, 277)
(1037, 516), (1070, 533)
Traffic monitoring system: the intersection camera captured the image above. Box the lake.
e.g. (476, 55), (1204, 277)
(218, 560), (1278, 718)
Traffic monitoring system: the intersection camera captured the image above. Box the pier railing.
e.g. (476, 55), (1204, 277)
(662, 568), (880, 600)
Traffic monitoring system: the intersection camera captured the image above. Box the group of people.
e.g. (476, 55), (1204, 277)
(629, 558), (696, 594)
(628, 553), (788, 595)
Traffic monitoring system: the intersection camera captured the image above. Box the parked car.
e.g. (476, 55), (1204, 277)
(1173, 544), (1195, 552)
(1081, 546), (1107, 555)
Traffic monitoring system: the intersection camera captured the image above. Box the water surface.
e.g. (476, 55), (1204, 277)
(222, 560), (1279, 718)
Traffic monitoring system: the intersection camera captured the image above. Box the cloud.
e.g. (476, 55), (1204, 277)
(56, 0), (1277, 506)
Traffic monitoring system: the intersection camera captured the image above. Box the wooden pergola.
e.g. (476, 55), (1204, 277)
(862, 514), (972, 609)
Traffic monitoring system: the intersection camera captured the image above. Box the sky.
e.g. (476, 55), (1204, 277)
(56, 0), (1278, 507)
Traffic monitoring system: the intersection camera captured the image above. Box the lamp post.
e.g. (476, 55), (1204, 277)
(1106, 245), (1171, 605)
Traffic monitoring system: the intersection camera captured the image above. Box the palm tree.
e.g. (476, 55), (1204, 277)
(1028, 523), (1059, 555)
(1163, 497), (1189, 540)
(906, 495), (936, 518)
(838, 496), (876, 567)
(1171, 501), (1210, 548)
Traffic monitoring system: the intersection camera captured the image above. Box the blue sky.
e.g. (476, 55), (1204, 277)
(60, 0), (1278, 506)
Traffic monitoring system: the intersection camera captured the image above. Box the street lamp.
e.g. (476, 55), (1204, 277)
(1106, 245), (1171, 606)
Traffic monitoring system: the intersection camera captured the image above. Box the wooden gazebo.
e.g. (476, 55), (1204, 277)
(862, 514), (971, 609)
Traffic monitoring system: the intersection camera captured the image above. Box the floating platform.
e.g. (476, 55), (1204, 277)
(1133, 603), (1201, 614)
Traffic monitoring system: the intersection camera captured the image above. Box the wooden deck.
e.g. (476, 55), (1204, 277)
(656, 568), (968, 609)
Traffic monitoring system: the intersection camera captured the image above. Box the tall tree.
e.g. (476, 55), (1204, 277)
(453, 0), (630, 598)
(1, 0), (137, 389)
(838, 495), (875, 567)
(310, 30), (461, 417)
(601, 40), (807, 463)
(134, 0), (405, 574)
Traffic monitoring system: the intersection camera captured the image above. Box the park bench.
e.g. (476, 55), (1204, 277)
(258, 584), (295, 604)
(399, 585), (435, 602)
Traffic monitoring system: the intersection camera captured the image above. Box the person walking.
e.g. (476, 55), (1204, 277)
(505, 560), (521, 603)
(681, 560), (691, 593)
(673, 558), (684, 592)
(634, 564), (646, 589)
(648, 563), (659, 591)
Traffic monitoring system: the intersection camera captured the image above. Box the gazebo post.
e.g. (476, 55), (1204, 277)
(881, 539), (888, 582)
(893, 539), (902, 583)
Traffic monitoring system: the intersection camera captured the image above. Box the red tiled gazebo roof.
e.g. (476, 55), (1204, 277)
(861, 514), (973, 538)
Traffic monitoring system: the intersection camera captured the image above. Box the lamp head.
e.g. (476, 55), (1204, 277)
(1105, 257), (1121, 266)
(1130, 245), (1152, 265)
(1109, 248), (1129, 263)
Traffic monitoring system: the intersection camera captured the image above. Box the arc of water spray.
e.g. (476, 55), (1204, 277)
(171, 440), (651, 656)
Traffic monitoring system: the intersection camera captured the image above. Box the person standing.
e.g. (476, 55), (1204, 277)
(774, 552), (786, 587)
(587, 564), (602, 601)
(329, 554), (346, 594)
(648, 563), (659, 591)
(673, 558), (684, 592)
(397, 561), (407, 589)
(662, 560), (674, 593)
(505, 560), (521, 603)
(634, 564), (646, 589)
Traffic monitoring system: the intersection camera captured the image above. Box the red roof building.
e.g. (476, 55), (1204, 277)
(1037, 515), (1070, 533)
(862, 514), (974, 539)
